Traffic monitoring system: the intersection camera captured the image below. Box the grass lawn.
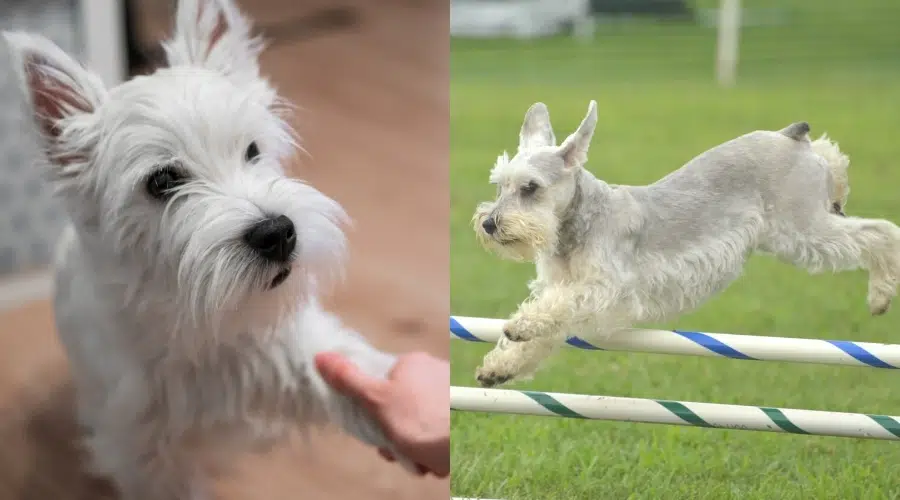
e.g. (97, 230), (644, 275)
(450, 3), (900, 499)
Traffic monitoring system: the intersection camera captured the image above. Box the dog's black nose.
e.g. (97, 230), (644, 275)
(482, 217), (497, 235)
(244, 215), (296, 263)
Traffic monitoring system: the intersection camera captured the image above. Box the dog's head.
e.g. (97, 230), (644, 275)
(473, 100), (597, 262)
(5, 0), (347, 331)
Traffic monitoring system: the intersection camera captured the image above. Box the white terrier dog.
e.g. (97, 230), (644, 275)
(472, 100), (900, 388)
(4, 0), (414, 498)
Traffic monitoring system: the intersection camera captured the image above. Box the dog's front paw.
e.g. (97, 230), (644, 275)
(503, 312), (559, 342)
(502, 315), (534, 342)
(476, 334), (553, 387)
(475, 346), (522, 388)
(475, 365), (513, 388)
(334, 396), (417, 473)
(869, 294), (892, 316)
(868, 279), (896, 316)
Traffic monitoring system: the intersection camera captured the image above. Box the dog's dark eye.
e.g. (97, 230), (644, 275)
(146, 165), (187, 201)
(521, 181), (539, 195)
(245, 141), (261, 163)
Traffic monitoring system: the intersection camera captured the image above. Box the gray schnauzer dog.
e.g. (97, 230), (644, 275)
(472, 100), (900, 388)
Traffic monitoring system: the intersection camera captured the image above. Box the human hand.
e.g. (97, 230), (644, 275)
(314, 350), (450, 477)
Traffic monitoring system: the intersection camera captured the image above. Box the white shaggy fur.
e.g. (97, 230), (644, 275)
(4, 1), (413, 498)
(471, 100), (900, 388)
(812, 133), (851, 215)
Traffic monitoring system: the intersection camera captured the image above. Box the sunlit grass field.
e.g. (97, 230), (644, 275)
(450, 2), (900, 498)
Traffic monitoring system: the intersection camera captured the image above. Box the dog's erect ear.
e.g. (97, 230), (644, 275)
(518, 102), (556, 151)
(3, 32), (106, 164)
(164, 0), (264, 82)
(557, 100), (597, 169)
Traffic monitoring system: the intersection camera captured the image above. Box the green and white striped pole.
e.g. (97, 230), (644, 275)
(451, 386), (900, 441)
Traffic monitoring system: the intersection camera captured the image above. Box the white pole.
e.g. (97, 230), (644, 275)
(715, 0), (742, 86)
(449, 316), (900, 369)
(571, 0), (595, 42)
(78, 0), (127, 86)
(451, 387), (900, 441)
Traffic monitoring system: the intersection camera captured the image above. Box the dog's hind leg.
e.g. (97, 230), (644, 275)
(763, 214), (900, 315)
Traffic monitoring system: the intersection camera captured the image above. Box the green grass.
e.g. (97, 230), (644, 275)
(450, 3), (900, 499)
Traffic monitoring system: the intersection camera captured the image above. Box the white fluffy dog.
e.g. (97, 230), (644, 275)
(4, 0), (413, 497)
(472, 100), (900, 388)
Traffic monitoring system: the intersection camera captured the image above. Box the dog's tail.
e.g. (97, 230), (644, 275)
(778, 121), (810, 142)
(811, 133), (851, 216)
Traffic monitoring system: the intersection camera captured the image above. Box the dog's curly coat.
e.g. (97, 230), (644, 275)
(472, 100), (898, 388)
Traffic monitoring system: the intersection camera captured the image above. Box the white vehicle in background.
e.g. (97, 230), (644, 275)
(450, 0), (594, 39)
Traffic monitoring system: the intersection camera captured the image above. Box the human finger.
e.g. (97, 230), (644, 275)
(377, 448), (395, 462)
(314, 352), (387, 405)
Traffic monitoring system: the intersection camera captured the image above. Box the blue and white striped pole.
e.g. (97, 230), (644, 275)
(450, 316), (900, 369)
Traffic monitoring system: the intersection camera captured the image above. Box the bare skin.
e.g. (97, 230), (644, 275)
(314, 351), (450, 478)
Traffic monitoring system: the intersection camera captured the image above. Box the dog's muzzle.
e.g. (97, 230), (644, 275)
(243, 215), (296, 288)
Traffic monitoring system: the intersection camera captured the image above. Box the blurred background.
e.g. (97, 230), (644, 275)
(449, 1), (900, 499)
(0, 1), (447, 499)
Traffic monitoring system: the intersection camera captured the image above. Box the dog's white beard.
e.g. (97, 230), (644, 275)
(131, 187), (350, 353)
(472, 203), (559, 262)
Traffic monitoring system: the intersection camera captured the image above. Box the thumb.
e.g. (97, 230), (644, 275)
(314, 352), (388, 407)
